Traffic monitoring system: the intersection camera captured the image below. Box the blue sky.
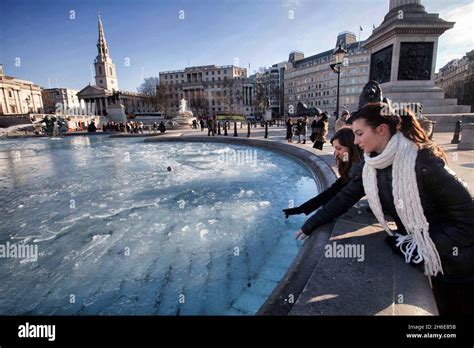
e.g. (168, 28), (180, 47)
(1, 0), (472, 92)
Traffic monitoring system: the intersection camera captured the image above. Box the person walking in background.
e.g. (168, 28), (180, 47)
(300, 116), (308, 144)
(335, 109), (350, 132)
(312, 112), (329, 150)
(286, 118), (293, 143)
(296, 118), (302, 143)
(207, 119), (215, 136)
(87, 120), (97, 133)
(158, 121), (166, 133)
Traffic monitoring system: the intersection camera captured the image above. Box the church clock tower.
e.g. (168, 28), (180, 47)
(94, 15), (118, 91)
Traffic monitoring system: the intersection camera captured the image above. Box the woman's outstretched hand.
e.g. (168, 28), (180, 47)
(295, 229), (308, 240)
(282, 207), (302, 218)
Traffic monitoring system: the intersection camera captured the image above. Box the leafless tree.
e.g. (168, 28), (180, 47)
(156, 83), (176, 117)
(253, 73), (268, 113)
(191, 91), (209, 118)
(137, 77), (160, 110)
(220, 78), (243, 115)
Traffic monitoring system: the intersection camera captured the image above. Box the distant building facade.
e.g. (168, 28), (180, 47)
(42, 88), (80, 114)
(0, 64), (44, 115)
(159, 65), (254, 117)
(435, 50), (474, 112)
(252, 62), (287, 116)
(284, 32), (370, 117)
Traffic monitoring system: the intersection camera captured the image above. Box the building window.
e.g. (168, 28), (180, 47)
(109, 67), (113, 75)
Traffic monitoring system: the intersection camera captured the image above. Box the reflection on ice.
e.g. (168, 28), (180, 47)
(0, 137), (318, 315)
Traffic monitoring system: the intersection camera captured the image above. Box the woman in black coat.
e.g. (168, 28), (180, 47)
(296, 103), (474, 315)
(286, 118), (293, 143)
(283, 127), (363, 217)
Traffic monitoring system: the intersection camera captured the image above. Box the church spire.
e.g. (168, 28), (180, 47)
(94, 14), (118, 91)
(97, 15), (109, 59)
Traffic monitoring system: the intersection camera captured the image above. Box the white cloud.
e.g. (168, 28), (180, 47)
(436, 2), (474, 70)
(281, 0), (302, 8)
(442, 2), (473, 47)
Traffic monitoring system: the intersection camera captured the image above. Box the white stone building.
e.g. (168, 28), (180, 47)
(42, 88), (81, 114)
(0, 64), (44, 115)
(435, 50), (474, 112)
(159, 65), (254, 118)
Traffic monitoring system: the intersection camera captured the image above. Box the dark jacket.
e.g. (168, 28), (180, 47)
(298, 177), (348, 215)
(286, 120), (293, 139)
(301, 148), (474, 277)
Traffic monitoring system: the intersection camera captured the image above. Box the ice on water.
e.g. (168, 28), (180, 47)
(0, 136), (318, 315)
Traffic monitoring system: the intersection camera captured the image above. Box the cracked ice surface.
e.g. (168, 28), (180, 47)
(0, 136), (318, 315)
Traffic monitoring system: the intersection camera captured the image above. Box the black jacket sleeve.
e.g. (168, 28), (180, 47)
(300, 160), (366, 235)
(299, 177), (347, 215)
(418, 150), (474, 254)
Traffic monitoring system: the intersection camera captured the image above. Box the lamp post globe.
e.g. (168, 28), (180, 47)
(333, 44), (347, 64)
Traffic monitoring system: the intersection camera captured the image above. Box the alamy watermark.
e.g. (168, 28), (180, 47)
(324, 241), (365, 262)
(0, 242), (38, 262)
(381, 102), (425, 119)
(218, 149), (257, 167)
(18, 322), (55, 341)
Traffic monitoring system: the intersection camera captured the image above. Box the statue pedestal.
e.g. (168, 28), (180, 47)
(363, 1), (470, 115)
(170, 98), (195, 128)
(264, 108), (272, 121)
(172, 116), (195, 128)
(458, 123), (474, 150)
(107, 104), (127, 123)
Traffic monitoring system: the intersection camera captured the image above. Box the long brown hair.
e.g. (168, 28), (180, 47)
(350, 102), (447, 162)
(330, 127), (364, 182)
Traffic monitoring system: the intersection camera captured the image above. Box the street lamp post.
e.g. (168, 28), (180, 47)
(330, 44), (347, 120)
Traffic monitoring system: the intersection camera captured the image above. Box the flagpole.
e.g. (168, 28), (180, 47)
(358, 25), (362, 49)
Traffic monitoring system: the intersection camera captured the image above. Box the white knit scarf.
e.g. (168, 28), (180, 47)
(362, 131), (444, 276)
